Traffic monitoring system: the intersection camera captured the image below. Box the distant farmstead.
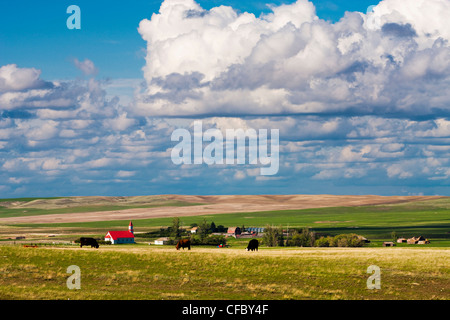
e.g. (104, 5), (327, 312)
(105, 221), (135, 244)
(227, 227), (241, 237)
(407, 236), (430, 245)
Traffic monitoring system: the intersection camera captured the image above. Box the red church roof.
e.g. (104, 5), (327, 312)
(105, 231), (134, 240)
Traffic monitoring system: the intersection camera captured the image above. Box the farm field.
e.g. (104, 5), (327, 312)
(0, 194), (442, 224)
(1, 196), (449, 245)
(0, 195), (204, 219)
(0, 245), (448, 300)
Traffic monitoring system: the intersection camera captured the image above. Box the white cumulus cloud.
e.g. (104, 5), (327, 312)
(134, 0), (450, 118)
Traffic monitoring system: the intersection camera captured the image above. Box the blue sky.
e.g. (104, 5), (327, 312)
(0, 0), (449, 198)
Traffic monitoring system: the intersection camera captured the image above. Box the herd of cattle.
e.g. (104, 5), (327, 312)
(175, 238), (259, 251)
(79, 237), (259, 251)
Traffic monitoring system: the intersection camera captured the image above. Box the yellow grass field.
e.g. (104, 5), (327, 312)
(0, 245), (448, 300)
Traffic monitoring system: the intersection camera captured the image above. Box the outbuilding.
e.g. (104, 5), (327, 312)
(154, 237), (170, 245)
(190, 227), (198, 234)
(407, 236), (429, 244)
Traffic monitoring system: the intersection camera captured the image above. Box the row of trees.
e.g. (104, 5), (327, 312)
(262, 226), (366, 248)
(262, 226), (315, 247)
(315, 234), (366, 247)
(171, 217), (227, 246)
(170, 218), (226, 239)
(147, 220), (367, 248)
(138, 218), (228, 246)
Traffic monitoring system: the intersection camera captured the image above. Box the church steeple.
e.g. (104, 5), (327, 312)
(129, 221), (134, 234)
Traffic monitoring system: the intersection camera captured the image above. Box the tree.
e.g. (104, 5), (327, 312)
(315, 236), (332, 247)
(391, 231), (398, 243)
(301, 228), (315, 247)
(287, 228), (315, 247)
(171, 217), (181, 239)
(263, 225), (283, 247)
(277, 229), (285, 247)
(320, 233), (365, 247)
(198, 218), (210, 240)
(210, 221), (217, 233)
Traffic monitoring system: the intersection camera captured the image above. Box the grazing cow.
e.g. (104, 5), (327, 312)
(246, 239), (259, 251)
(80, 237), (99, 248)
(176, 239), (191, 250)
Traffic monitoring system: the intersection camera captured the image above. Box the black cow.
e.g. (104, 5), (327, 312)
(80, 237), (99, 248)
(246, 239), (259, 251)
(176, 239), (191, 250)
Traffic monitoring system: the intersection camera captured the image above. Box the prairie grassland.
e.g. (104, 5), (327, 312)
(0, 245), (448, 300)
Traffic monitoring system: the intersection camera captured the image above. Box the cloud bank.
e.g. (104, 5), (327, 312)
(136, 0), (450, 118)
(0, 0), (449, 197)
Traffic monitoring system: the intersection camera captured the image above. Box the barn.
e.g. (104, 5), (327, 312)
(105, 221), (135, 244)
(227, 227), (241, 236)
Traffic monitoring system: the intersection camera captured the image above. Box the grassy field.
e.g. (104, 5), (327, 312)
(0, 196), (448, 300)
(7, 198), (449, 244)
(0, 245), (448, 300)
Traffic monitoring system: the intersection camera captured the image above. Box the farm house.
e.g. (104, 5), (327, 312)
(105, 221), (135, 244)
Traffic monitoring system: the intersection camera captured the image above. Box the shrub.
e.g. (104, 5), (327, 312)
(286, 228), (315, 247)
(315, 234), (366, 247)
(189, 234), (227, 246)
(202, 235), (227, 246)
(97, 240), (111, 245)
(315, 236), (332, 247)
(216, 225), (227, 232)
